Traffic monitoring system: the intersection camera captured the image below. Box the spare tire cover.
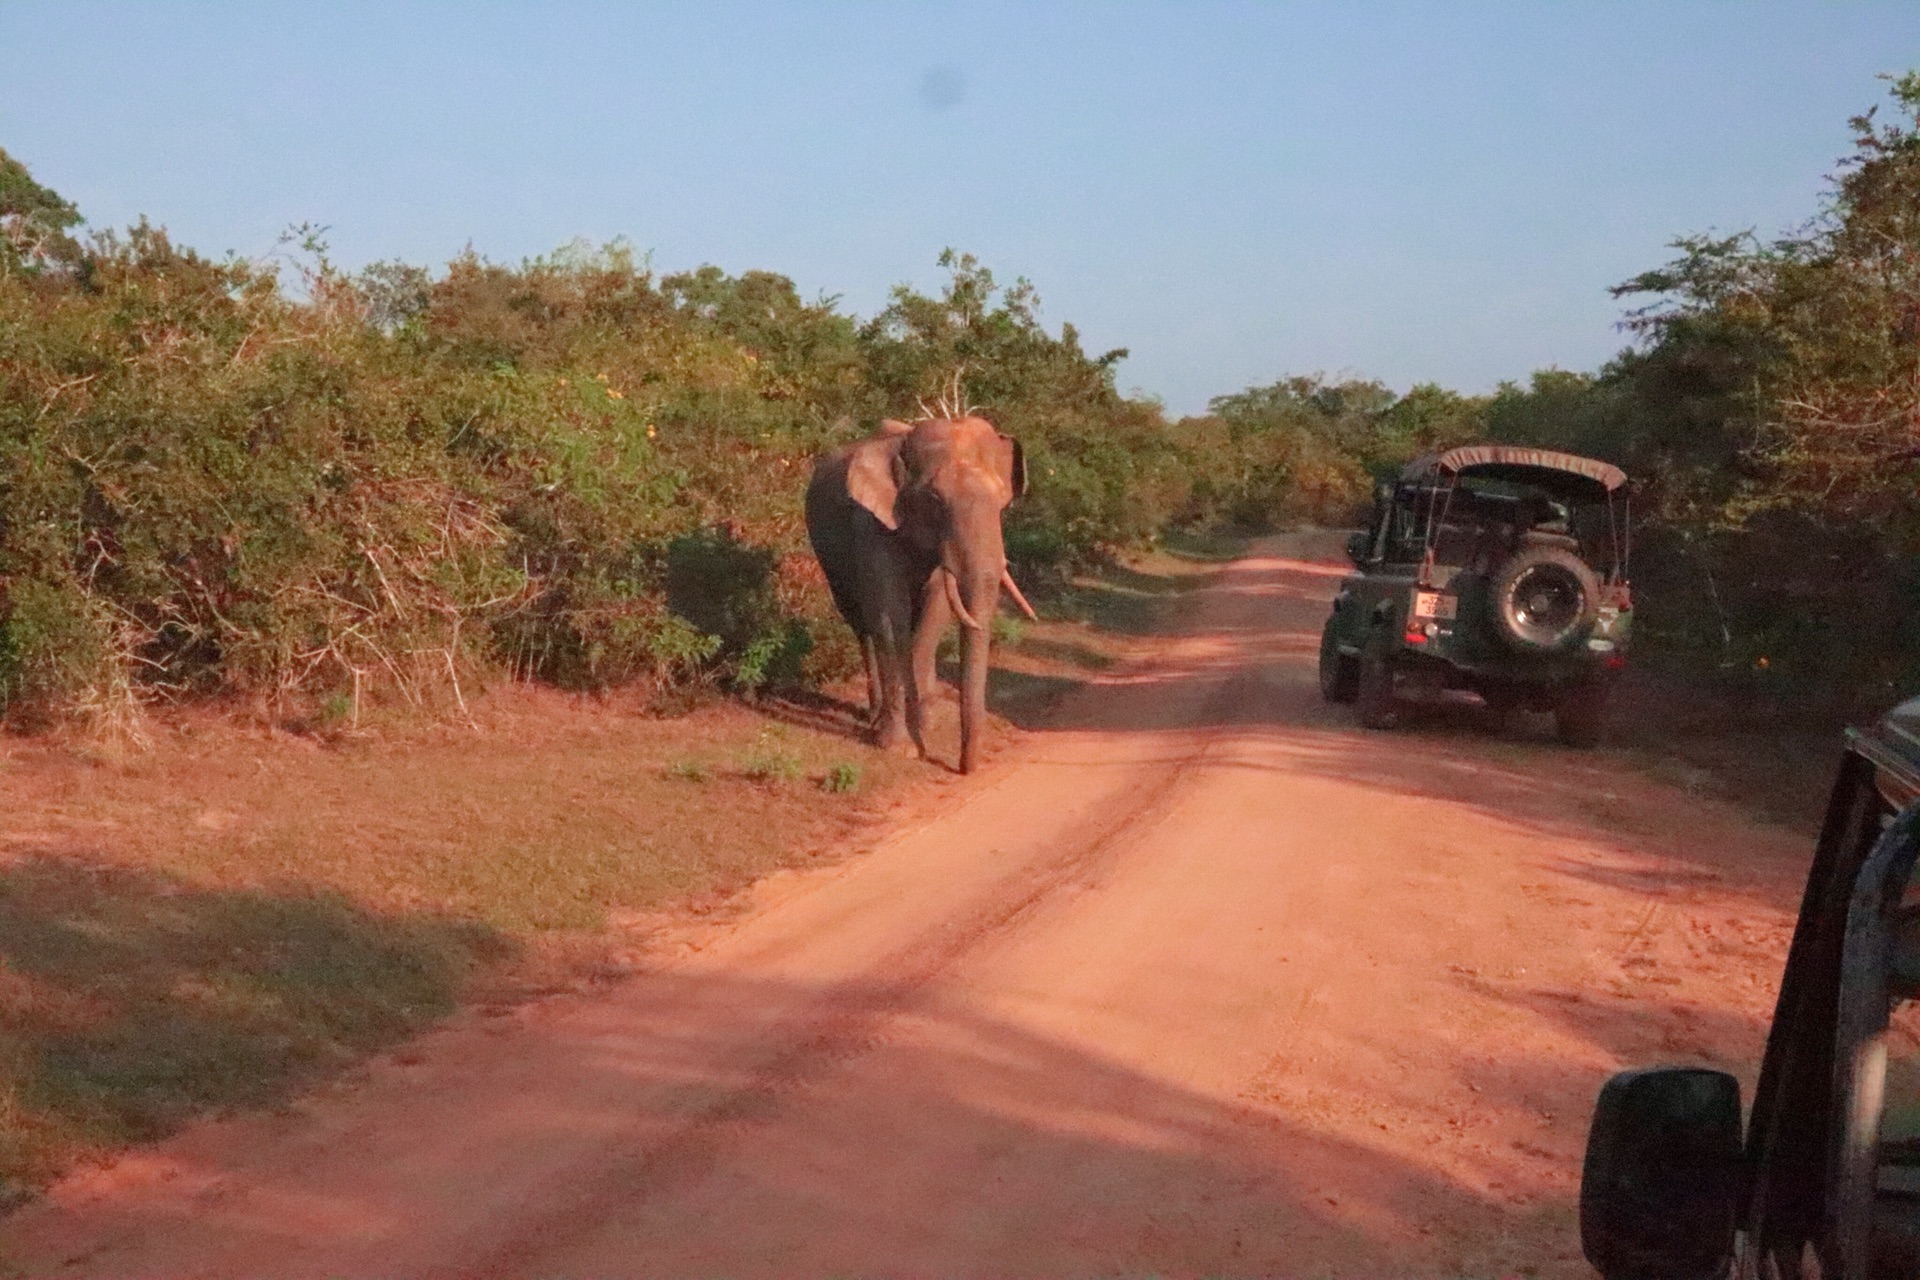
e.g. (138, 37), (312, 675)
(1488, 541), (1600, 652)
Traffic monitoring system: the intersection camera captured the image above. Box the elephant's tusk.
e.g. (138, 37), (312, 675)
(944, 569), (984, 631)
(1000, 568), (1038, 621)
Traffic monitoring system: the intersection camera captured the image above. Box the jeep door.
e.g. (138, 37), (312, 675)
(1335, 494), (1419, 652)
(1744, 746), (1920, 1277)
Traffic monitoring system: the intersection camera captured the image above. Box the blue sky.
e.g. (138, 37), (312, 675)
(3, 3), (1917, 413)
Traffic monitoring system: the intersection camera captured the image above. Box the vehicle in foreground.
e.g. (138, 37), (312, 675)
(1318, 445), (1631, 745)
(1579, 697), (1920, 1277)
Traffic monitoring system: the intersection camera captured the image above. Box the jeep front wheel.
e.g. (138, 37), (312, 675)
(1319, 617), (1359, 704)
(1355, 631), (1401, 730)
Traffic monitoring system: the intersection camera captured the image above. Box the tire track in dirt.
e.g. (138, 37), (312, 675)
(441, 595), (1265, 1276)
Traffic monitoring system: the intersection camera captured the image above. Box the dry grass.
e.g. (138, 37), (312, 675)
(0, 682), (919, 1201)
(0, 551), (1215, 1206)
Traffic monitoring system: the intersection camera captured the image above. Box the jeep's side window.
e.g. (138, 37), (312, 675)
(1382, 501), (1422, 565)
(1366, 496), (1392, 562)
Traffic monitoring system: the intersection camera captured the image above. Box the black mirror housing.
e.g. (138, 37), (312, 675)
(1345, 532), (1370, 566)
(1580, 1067), (1742, 1280)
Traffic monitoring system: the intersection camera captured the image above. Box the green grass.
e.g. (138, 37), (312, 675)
(738, 725), (804, 783)
(821, 761), (861, 794)
(1158, 527), (1250, 563)
(1035, 552), (1212, 636)
(0, 860), (504, 1203)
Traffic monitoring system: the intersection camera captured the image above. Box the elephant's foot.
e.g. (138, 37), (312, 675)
(871, 720), (918, 755)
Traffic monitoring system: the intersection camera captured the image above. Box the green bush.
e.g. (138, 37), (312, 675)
(0, 159), (1264, 726)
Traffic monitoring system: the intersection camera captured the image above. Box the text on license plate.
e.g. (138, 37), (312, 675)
(1412, 591), (1457, 620)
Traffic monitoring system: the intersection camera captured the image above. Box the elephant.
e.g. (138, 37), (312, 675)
(804, 415), (1037, 774)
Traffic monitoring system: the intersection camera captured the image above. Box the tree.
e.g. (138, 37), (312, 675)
(0, 147), (82, 273)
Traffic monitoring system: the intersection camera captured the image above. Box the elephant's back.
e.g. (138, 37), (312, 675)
(804, 448), (867, 635)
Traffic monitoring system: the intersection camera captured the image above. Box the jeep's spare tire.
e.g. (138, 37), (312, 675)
(1488, 542), (1599, 652)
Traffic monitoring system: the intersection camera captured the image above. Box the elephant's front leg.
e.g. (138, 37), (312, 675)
(860, 633), (882, 728)
(908, 567), (953, 752)
(871, 616), (912, 750)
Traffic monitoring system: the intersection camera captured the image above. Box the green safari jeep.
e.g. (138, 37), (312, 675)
(1317, 444), (1633, 746)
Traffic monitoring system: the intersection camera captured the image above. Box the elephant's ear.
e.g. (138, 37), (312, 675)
(846, 436), (906, 530)
(997, 433), (1027, 502)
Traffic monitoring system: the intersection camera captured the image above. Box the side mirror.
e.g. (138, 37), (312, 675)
(1345, 532), (1370, 566)
(1580, 1067), (1743, 1280)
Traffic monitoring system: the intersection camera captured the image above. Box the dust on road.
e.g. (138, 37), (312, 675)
(0, 532), (1811, 1277)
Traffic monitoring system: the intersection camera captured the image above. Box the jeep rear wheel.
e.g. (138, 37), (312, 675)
(1355, 631), (1401, 730)
(1319, 617), (1359, 704)
(1555, 678), (1611, 748)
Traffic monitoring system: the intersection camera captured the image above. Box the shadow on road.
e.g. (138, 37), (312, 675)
(5, 964), (1584, 1276)
(0, 857), (508, 1203)
(996, 540), (1812, 911)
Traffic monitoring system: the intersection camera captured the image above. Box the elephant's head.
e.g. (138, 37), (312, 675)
(844, 414), (1034, 771)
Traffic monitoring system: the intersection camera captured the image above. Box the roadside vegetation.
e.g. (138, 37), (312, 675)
(0, 169), (1250, 736)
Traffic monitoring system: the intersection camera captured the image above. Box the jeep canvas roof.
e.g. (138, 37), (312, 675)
(1400, 445), (1628, 501)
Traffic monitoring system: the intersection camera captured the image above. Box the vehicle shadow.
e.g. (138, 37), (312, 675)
(0, 966), (1592, 1277)
(996, 540), (1813, 910)
(0, 855), (509, 1205)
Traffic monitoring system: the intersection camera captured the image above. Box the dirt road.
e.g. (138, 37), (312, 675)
(0, 533), (1812, 1277)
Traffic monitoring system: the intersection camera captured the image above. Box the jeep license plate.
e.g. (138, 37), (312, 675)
(1412, 591), (1456, 620)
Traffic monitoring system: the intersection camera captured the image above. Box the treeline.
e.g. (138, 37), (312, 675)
(3, 67), (1915, 728)
(1465, 71), (1920, 703)
(0, 156), (1298, 728)
(1182, 72), (1920, 706)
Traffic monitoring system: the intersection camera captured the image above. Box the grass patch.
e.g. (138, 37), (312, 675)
(1158, 526), (1250, 563)
(0, 859), (504, 1204)
(0, 684), (930, 1197)
(821, 762), (861, 794)
(979, 547), (1223, 726)
(1036, 554), (1206, 637)
(1011, 637), (1116, 671)
(738, 726), (804, 784)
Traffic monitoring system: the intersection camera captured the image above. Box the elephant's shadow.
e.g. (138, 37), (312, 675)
(754, 661), (1080, 771)
(752, 686), (874, 742)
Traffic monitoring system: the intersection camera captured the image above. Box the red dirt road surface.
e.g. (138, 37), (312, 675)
(0, 533), (1811, 1277)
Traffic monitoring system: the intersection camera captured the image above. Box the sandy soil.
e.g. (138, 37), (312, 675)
(0, 532), (1814, 1278)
